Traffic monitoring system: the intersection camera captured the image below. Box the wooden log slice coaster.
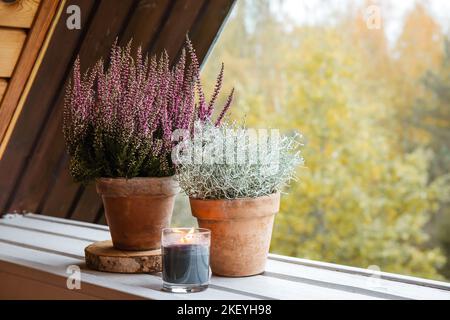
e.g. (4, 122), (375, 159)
(85, 240), (161, 273)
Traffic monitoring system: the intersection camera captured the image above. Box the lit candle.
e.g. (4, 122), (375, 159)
(161, 228), (211, 293)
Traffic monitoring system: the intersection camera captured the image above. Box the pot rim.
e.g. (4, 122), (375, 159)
(96, 175), (176, 182)
(189, 191), (280, 203)
(189, 192), (281, 220)
(96, 175), (180, 197)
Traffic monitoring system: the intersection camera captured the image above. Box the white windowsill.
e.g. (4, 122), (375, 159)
(0, 213), (449, 300)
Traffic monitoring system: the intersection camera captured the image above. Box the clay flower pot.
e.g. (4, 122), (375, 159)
(96, 177), (179, 251)
(190, 192), (280, 277)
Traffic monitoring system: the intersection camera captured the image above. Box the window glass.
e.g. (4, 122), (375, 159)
(173, 0), (450, 282)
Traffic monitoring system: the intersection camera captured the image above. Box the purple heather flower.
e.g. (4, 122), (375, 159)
(63, 37), (234, 180)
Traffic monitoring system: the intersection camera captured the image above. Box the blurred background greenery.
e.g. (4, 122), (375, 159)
(173, 0), (450, 281)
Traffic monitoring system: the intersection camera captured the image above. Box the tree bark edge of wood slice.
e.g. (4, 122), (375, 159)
(85, 240), (162, 273)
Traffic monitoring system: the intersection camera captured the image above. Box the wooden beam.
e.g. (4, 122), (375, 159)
(95, 207), (106, 225)
(40, 154), (79, 217)
(188, 0), (236, 65)
(119, 0), (172, 53)
(0, 0), (60, 145)
(0, 0), (40, 29)
(69, 185), (103, 222)
(0, 28), (26, 78)
(150, 0), (206, 59)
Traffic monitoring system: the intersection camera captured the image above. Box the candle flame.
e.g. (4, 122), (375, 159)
(180, 227), (195, 244)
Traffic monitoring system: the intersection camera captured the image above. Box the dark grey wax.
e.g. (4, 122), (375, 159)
(162, 244), (209, 284)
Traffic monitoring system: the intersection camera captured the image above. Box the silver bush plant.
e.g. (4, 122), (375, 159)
(175, 121), (304, 199)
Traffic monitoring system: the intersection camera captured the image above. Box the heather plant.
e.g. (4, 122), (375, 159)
(176, 121), (304, 199)
(63, 39), (233, 183)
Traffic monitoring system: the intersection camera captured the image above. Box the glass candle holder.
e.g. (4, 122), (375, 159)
(161, 228), (211, 293)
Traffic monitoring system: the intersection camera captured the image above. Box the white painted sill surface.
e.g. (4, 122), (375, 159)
(0, 213), (449, 300)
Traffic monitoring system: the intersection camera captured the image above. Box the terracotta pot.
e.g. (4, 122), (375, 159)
(190, 192), (280, 277)
(96, 177), (179, 251)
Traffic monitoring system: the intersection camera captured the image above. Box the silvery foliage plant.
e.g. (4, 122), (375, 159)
(175, 121), (304, 200)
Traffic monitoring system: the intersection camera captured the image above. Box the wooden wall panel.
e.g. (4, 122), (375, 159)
(0, 79), (7, 102)
(0, 0), (236, 224)
(0, 0), (61, 145)
(0, 29), (27, 78)
(3, 0), (110, 215)
(0, 0), (40, 28)
(0, 0), (97, 213)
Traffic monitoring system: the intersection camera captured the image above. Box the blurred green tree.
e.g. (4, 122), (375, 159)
(411, 39), (450, 279)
